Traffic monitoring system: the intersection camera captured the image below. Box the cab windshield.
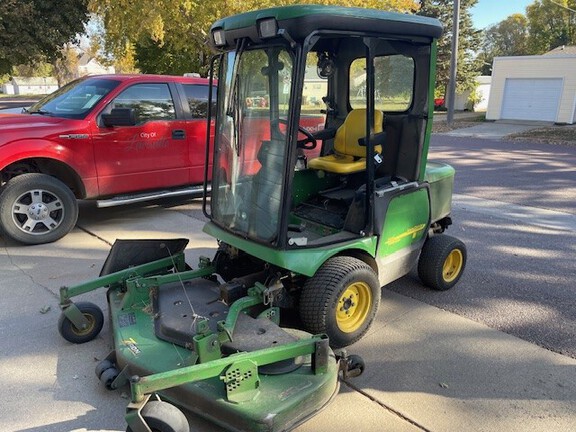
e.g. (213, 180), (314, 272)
(211, 46), (293, 243)
(27, 77), (120, 119)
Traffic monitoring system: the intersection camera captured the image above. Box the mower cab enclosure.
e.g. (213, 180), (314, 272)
(207, 5), (466, 343)
(57, 6), (467, 432)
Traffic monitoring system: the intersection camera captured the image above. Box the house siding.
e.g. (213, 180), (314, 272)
(486, 55), (576, 124)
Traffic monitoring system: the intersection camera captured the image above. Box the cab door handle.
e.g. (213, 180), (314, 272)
(172, 129), (186, 139)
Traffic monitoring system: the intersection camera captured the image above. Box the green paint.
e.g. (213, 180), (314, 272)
(211, 5), (443, 34)
(291, 169), (339, 207)
(425, 162), (455, 222)
(204, 222), (377, 277)
(378, 189), (430, 256)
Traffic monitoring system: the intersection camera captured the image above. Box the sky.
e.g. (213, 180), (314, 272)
(470, 0), (534, 29)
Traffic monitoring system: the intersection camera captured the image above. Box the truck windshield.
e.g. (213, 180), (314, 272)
(211, 46), (293, 244)
(28, 77), (120, 119)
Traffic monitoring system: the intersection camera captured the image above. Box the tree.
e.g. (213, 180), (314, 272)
(0, 0), (90, 74)
(526, 0), (576, 54)
(52, 45), (80, 87)
(11, 61), (54, 78)
(89, 0), (420, 76)
(477, 14), (529, 75)
(418, 0), (481, 96)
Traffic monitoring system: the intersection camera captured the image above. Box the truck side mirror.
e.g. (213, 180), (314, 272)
(101, 108), (137, 127)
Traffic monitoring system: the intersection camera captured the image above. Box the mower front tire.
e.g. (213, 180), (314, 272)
(58, 302), (104, 344)
(299, 256), (380, 348)
(127, 401), (189, 432)
(418, 234), (467, 291)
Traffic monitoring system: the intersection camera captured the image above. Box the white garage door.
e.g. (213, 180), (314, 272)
(501, 78), (563, 122)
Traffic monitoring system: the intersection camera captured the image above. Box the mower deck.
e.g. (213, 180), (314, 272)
(106, 276), (340, 432)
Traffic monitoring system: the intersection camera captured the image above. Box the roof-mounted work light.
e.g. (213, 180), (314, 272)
(212, 28), (226, 47)
(258, 18), (278, 39)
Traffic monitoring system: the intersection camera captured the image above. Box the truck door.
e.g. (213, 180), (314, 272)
(92, 82), (190, 196)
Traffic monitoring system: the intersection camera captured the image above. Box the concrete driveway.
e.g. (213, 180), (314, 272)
(1, 198), (575, 432)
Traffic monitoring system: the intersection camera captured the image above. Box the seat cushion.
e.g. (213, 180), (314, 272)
(307, 154), (367, 174)
(308, 108), (383, 173)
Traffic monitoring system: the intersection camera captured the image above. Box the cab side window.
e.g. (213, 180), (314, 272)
(111, 83), (176, 124)
(350, 55), (414, 112)
(182, 84), (217, 119)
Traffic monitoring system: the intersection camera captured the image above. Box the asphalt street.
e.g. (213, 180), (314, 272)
(389, 135), (576, 358)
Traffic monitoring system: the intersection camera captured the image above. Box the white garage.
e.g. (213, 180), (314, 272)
(486, 49), (576, 124)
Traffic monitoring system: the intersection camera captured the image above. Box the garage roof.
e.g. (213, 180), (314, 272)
(544, 45), (576, 56)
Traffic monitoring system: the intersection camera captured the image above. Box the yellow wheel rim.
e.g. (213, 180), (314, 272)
(443, 249), (463, 283)
(336, 282), (372, 333)
(71, 313), (95, 336)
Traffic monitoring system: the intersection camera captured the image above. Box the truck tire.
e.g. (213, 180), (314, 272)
(0, 173), (78, 245)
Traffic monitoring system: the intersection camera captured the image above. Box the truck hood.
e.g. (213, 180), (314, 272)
(0, 113), (87, 144)
(0, 112), (68, 129)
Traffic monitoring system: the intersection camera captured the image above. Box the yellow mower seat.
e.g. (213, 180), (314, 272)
(308, 108), (383, 174)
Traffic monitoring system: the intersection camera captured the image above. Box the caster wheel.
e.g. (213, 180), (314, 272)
(126, 401), (189, 432)
(95, 359), (114, 379)
(344, 354), (365, 378)
(58, 302), (104, 344)
(100, 367), (119, 390)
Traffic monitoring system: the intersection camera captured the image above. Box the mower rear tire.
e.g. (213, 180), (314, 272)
(58, 302), (104, 344)
(127, 401), (189, 432)
(299, 256), (380, 348)
(418, 235), (467, 291)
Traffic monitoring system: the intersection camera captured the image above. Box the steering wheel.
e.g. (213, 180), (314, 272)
(273, 118), (317, 149)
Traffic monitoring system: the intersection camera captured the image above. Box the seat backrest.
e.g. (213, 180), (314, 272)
(334, 109), (384, 157)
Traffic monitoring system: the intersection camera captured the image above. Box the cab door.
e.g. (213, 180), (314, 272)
(92, 82), (190, 196)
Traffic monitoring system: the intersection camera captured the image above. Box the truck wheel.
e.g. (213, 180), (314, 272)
(126, 401), (189, 432)
(418, 235), (467, 291)
(0, 173), (78, 244)
(299, 256), (380, 348)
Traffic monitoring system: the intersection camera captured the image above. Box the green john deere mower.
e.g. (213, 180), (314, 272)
(58, 6), (466, 432)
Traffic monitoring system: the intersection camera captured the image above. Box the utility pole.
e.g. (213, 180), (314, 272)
(447, 0), (460, 125)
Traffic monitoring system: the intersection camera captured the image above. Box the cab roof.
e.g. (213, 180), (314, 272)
(210, 5), (443, 50)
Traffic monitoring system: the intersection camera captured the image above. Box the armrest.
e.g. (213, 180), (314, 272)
(358, 131), (386, 147)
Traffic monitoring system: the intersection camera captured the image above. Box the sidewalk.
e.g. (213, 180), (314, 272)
(1, 203), (574, 432)
(433, 111), (549, 139)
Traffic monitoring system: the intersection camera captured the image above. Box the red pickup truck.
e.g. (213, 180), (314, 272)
(0, 74), (324, 245)
(0, 74), (218, 245)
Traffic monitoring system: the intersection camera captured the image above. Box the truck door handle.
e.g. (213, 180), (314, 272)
(172, 129), (186, 139)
